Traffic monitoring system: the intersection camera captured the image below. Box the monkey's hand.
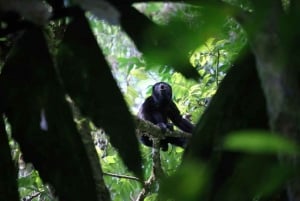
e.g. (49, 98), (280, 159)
(157, 122), (168, 133)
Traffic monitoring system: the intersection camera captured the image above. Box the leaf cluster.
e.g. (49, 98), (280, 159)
(1, 1), (300, 201)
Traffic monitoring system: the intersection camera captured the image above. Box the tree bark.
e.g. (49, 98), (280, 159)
(249, 1), (300, 200)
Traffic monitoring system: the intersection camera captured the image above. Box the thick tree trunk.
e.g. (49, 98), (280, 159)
(250, 1), (300, 201)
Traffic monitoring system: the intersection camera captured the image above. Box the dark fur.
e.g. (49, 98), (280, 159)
(138, 82), (194, 151)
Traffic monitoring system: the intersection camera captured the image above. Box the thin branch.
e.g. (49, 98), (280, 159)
(103, 172), (141, 182)
(24, 192), (41, 201)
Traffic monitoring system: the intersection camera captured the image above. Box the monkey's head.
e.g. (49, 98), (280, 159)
(152, 82), (172, 105)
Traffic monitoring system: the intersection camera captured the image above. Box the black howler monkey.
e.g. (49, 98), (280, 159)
(138, 82), (194, 151)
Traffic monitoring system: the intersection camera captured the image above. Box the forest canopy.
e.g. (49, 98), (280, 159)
(0, 0), (300, 201)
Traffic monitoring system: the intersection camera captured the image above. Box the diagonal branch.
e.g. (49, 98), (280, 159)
(134, 116), (192, 140)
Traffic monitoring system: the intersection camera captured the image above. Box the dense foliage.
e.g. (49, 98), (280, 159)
(1, 0), (300, 201)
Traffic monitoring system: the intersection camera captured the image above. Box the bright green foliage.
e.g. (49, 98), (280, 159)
(18, 170), (53, 201)
(87, 2), (247, 200)
(99, 146), (142, 200)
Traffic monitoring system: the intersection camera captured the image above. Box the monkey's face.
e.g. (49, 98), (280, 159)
(152, 82), (172, 105)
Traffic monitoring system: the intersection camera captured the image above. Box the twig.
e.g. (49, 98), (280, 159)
(103, 172), (141, 182)
(24, 192), (41, 201)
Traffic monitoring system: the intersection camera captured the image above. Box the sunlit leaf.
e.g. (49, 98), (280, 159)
(130, 68), (149, 80)
(144, 193), (158, 201)
(104, 156), (117, 164)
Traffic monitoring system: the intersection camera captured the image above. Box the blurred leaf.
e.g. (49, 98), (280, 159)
(142, 19), (200, 80)
(255, 163), (291, 197)
(18, 175), (36, 189)
(159, 160), (209, 201)
(144, 193), (158, 201)
(125, 85), (139, 107)
(104, 155), (117, 164)
(130, 68), (148, 80)
(117, 4), (200, 79)
(1, 28), (107, 201)
(117, 57), (143, 67)
(215, 155), (292, 201)
(223, 130), (300, 155)
(56, 10), (142, 178)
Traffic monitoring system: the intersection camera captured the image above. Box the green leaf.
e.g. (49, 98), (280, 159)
(215, 155), (292, 201)
(223, 130), (300, 155)
(56, 10), (142, 178)
(160, 160), (209, 201)
(144, 193), (158, 201)
(104, 155), (117, 164)
(130, 68), (148, 80)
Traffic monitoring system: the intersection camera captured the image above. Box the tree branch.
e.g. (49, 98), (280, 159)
(103, 172), (141, 182)
(134, 116), (192, 140)
(134, 116), (191, 200)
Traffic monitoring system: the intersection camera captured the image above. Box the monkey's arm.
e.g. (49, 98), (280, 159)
(168, 102), (194, 133)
